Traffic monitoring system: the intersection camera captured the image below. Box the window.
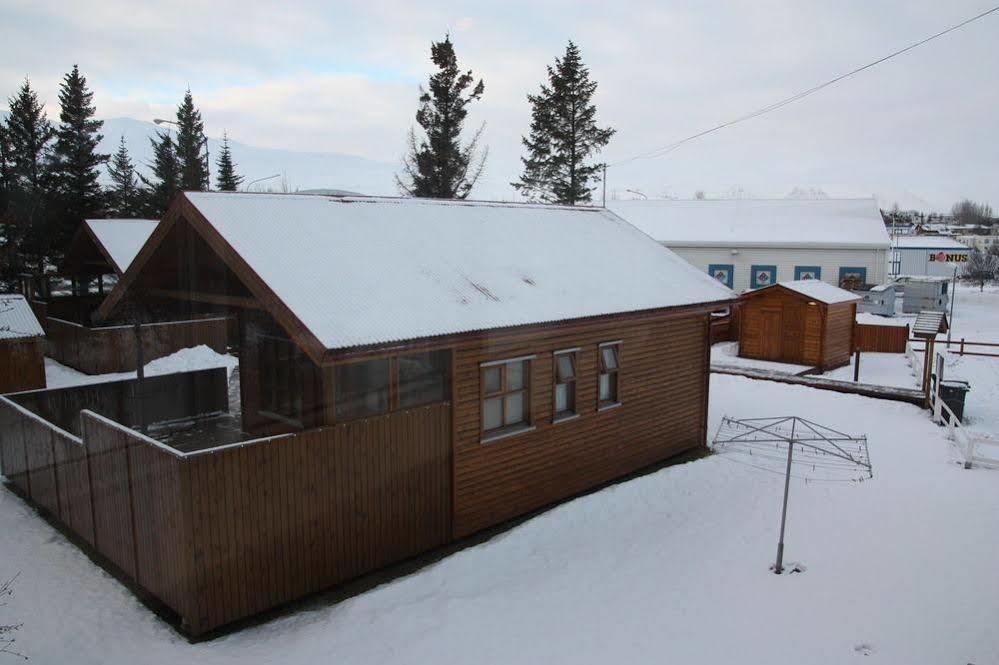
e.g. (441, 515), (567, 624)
(398, 350), (450, 409)
(481, 356), (533, 438)
(553, 349), (578, 421)
(335, 358), (390, 419)
(707, 264), (734, 288)
(750, 265), (777, 288)
(794, 266), (822, 280)
(258, 334), (304, 425)
(838, 266), (867, 289)
(598, 342), (621, 408)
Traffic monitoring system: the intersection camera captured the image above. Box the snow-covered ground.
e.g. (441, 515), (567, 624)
(1, 374), (996, 664)
(44, 345), (239, 389)
(823, 352), (919, 389)
(710, 341), (813, 374)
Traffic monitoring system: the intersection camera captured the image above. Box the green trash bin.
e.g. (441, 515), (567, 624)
(939, 379), (971, 422)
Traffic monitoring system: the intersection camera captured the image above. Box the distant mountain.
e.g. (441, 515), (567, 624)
(98, 117), (398, 195)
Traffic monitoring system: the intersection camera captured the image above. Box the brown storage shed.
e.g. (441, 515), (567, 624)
(0, 294), (47, 393)
(738, 280), (859, 370)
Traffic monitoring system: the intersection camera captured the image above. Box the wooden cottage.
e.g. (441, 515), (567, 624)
(6, 190), (736, 635)
(0, 294), (46, 393)
(738, 280), (859, 370)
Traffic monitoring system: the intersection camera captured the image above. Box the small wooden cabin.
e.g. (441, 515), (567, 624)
(86, 191), (736, 632)
(0, 294), (46, 393)
(739, 280), (859, 370)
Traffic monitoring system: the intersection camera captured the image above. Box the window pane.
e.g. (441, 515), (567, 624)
(504, 392), (525, 426)
(599, 372), (617, 403)
(399, 350), (450, 408)
(555, 383), (574, 415)
(483, 366), (502, 394)
(556, 354), (574, 381)
(335, 358), (390, 419)
(507, 360), (525, 390)
(601, 346), (618, 370)
(483, 397), (503, 431)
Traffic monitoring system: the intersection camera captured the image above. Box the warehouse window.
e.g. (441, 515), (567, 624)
(794, 265), (822, 280)
(598, 342), (621, 409)
(838, 266), (867, 289)
(750, 265), (777, 289)
(707, 263), (734, 288)
(553, 349), (578, 422)
(481, 356), (534, 440)
(335, 358), (390, 419)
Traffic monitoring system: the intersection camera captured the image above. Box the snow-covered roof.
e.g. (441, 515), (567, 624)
(892, 236), (969, 250)
(609, 198), (890, 249)
(183, 192), (734, 351)
(774, 280), (860, 304)
(0, 294), (45, 340)
(856, 312), (907, 327)
(85, 219), (159, 274)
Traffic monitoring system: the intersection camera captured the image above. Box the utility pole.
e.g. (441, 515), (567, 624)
(601, 164), (607, 208)
(774, 419), (796, 574)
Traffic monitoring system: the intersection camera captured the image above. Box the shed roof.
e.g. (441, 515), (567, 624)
(609, 198), (890, 249)
(84, 219), (159, 274)
(746, 280), (860, 305)
(110, 192), (735, 354)
(892, 236), (970, 250)
(912, 311), (948, 337)
(0, 294), (45, 340)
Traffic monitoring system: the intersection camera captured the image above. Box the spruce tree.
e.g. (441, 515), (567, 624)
(396, 35), (487, 199)
(106, 136), (143, 216)
(139, 131), (181, 217)
(214, 132), (243, 191)
(513, 42), (615, 205)
(49, 65), (108, 257)
(3, 79), (54, 275)
(175, 89), (209, 191)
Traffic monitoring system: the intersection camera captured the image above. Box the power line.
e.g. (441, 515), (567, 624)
(609, 5), (999, 167)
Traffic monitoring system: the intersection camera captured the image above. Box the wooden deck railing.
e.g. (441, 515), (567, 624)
(0, 385), (452, 636)
(45, 315), (230, 374)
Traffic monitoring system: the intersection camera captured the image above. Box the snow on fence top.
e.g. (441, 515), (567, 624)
(185, 192), (735, 351)
(609, 198), (890, 249)
(0, 294), (45, 340)
(85, 218), (159, 274)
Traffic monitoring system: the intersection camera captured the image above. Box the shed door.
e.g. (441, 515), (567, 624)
(781, 304), (805, 363)
(760, 308), (782, 360)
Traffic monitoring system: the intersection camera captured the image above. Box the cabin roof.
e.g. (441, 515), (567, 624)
(609, 198), (890, 249)
(84, 219), (159, 274)
(156, 192), (733, 352)
(746, 280), (860, 305)
(0, 294), (45, 340)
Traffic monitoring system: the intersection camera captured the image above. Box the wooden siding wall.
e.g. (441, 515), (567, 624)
(0, 395), (451, 636)
(822, 302), (856, 369)
(0, 338), (46, 394)
(451, 309), (711, 538)
(854, 322), (909, 353)
(9, 368), (229, 435)
(45, 316), (229, 375)
(738, 290), (824, 367)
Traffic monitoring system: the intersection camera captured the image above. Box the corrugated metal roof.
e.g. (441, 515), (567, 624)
(185, 192), (735, 351)
(85, 219), (159, 274)
(0, 294), (45, 340)
(609, 198), (890, 249)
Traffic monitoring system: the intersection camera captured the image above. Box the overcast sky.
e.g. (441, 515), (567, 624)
(3, 0), (997, 209)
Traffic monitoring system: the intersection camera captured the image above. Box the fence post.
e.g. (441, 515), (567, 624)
(853, 349), (861, 382)
(960, 338), (965, 356)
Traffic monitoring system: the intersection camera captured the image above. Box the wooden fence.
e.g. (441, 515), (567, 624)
(45, 315), (229, 374)
(854, 322), (910, 353)
(0, 388), (451, 636)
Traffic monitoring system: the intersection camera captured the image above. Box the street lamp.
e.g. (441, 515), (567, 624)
(625, 188), (648, 200)
(243, 174), (281, 192)
(153, 118), (211, 188)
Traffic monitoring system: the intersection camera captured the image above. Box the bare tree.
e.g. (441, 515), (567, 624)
(962, 249), (999, 291)
(0, 573), (25, 660)
(950, 199), (993, 226)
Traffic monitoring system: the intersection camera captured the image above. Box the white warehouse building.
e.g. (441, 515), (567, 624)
(891, 236), (971, 278)
(610, 198), (890, 293)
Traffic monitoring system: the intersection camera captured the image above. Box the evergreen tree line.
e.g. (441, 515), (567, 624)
(398, 36), (614, 206)
(0, 68), (243, 289)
